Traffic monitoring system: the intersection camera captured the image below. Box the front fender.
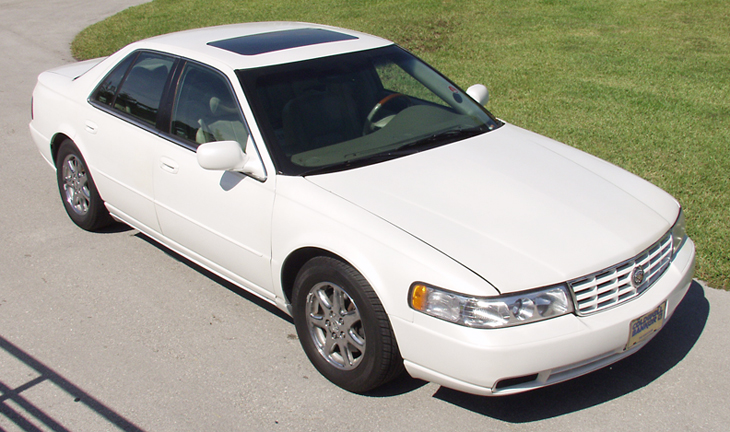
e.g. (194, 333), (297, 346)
(271, 176), (497, 323)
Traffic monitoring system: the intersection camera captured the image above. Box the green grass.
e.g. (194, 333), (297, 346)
(72, 0), (730, 289)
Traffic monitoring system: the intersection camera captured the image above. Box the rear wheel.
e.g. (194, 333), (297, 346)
(56, 139), (112, 231)
(292, 257), (403, 393)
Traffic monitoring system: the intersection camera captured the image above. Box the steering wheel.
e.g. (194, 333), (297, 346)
(363, 93), (412, 135)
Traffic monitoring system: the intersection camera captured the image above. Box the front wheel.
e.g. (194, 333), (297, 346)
(56, 139), (111, 231)
(292, 257), (403, 393)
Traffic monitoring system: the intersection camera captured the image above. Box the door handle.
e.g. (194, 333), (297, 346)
(160, 157), (179, 174)
(85, 120), (98, 134)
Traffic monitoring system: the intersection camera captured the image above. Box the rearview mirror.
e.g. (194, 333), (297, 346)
(197, 139), (267, 181)
(466, 84), (489, 106)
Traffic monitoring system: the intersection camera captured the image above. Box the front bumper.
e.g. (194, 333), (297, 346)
(392, 238), (695, 396)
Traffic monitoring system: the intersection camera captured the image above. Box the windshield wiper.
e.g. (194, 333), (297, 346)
(389, 126), (487, 155)
(298, 152), (399, 176)
(298, 126), (488, 176)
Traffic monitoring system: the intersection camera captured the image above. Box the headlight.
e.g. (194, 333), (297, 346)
(409, 283), (574, 328)
(671, 208), (688, 258)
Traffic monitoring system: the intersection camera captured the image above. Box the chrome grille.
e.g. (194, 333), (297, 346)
(569, 233), (673, 315)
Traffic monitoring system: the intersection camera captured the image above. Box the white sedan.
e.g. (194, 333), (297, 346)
(29, 22), (695, 396)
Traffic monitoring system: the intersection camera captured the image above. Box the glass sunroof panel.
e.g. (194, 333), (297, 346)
(208, 28), (358, 56)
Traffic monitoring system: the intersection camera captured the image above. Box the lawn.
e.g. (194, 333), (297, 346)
(72, 0), (730, 289)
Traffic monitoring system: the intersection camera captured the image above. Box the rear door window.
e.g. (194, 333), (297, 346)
(114, 52), (175, 125)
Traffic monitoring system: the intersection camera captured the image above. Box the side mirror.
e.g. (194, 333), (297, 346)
(197, 139), (267, 181)
(466, 84), (489, 106)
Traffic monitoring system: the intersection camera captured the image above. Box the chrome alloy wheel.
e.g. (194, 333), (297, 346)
(61, 154), (91, 216)
(305, 282), (366, 370)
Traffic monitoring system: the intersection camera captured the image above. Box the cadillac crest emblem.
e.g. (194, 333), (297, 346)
(631, 265), (646, 287)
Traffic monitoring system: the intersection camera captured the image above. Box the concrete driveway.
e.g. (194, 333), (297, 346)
(1, 1), (728, 430)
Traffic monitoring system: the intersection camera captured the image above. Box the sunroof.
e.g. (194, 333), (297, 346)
(208, 28), (358, 56)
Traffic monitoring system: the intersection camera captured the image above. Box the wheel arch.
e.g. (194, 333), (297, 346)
(277, 240), (415, 324)
(280, 247), (340, 306)
(50, 133), (74, 166)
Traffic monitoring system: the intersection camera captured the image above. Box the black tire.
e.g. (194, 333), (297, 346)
(292, 256), (403, 393)
(56, 139), (112, 231)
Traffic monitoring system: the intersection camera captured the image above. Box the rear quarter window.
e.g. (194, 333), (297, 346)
(91, 53), (136, 106)
(90, 51), (175, 126)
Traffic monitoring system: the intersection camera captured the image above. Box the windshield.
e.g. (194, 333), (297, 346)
(237, 45), (502, 175)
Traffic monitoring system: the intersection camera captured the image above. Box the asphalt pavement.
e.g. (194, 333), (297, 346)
(1, 1), (729, 431)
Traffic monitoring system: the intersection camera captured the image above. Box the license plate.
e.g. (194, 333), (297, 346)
(625, 301), (666, 350)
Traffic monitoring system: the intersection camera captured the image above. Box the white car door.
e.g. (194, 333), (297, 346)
(151, 62), (276, 299)
(85, 51), (176, 233)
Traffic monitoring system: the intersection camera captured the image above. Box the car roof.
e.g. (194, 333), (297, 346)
(130, 22), (394, 70)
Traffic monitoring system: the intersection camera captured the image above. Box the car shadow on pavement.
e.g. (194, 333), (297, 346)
(432, 280), (709, 422)
(96, 221), (135, 234)
(133, 232), (293, 324)
(365, 373), (429, 397)
(0, 335), (145, 432)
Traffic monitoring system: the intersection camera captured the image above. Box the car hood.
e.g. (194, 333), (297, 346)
(306, 123), (679, 293)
